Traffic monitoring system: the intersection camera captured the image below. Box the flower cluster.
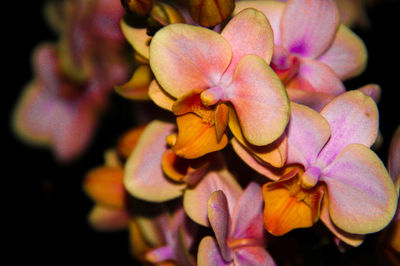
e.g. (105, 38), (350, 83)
(14, 0), (399, 265)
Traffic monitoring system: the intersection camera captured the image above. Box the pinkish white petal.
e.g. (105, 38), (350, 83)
(225, 55), (290, 146)
(220, 8), (274, 84)
(317, 90), (378, 167)
(233, 246), (276, 266)
(150, 23), (232, 98)
(124, 121), (186, 202)
(322, 144), (398, 234)
(286, 102), (330, 167)
(318, 24), (367, 80)
(184, 170), (242, 227)
(281, 0), (340, 58)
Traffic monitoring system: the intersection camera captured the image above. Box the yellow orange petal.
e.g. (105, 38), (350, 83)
(117, 125), (147, 159)
(214, 103), (229, 143)
(151, 2), (185, 25)
(84, 166), (126, 209)
(162, 149), (190, 182)
(114, 65), (152, 100)
(129, 219), (152, 262)
(173, 113), (228, 159)
(262, 183), (313, 236)
(229, 107), (287, 168)
(121, 18), (151, 59)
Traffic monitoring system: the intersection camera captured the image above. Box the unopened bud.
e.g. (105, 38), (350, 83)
(121, 0), (153, 17)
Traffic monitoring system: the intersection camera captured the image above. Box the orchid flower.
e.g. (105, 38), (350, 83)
(124, 120), (243, 227)
(234, 0), (367, 110)
(198, 182), (276, 266)
(116, 2), (185, 100)
(232, 91), (398, 246)
(148, 8), (290, 159)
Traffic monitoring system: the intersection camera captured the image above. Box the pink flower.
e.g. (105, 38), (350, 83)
(235, 0), (367, 110)
(233, 91), (398, 246)
(198, 183), (275, 266)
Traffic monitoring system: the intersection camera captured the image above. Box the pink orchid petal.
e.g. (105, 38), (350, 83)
(145, 246), (174, 263)
(358, 84), (381, 103)
(12, 83), (52, 145)
(286, 102), (330, 166)
(225, 55), (290, 146)
(320, 201), (364, 247)
(149, 23), (232, 98)
(234, 1), (285, 46)
(318, 24), (367, 80)
(389, 126), (400, 193)
(287, 89), (334, 112)
(197, 236), (233, 266)
(220, 8), (274, 84)
(208, 190), (233, 261)
(148, 80), (175, 111)
(51, 102), (96, 162)
(124, 121), (186, 202)
(281, 0), (340, 58)
(184, 169), (242, 227)
(88, 205), (130, 231)
(231, 183), (264, 240)
(289, 58), (345, 95)
(317, 90), (378, 166)
(230, 139), (281, 181)
(233, 246), (276, 266)
(322, 144), (398, 234)
(120, 19), (151, 59)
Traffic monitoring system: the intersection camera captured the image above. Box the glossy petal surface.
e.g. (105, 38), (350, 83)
(150, 23), (232, 98)
(226, 55), (290, 146)
(322, 144), (398, 234)
(281, 0), (339, 58)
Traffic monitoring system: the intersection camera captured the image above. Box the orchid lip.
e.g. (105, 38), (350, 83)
(301, 165), (322, 189)
(200, 86), (224, 107)
(226, 237), (264, 250)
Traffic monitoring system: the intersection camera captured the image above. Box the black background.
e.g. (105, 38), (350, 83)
(5, 0), (400, 265)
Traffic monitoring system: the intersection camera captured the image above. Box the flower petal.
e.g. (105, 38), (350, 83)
(120, 19), (151, 59)
(281, 0), (340, 58)
(88, 205), (130, 231)
(286, 102), (330, 167)
(358, 84), (381, 103)
(233, 246), (276, 266)
(184, 169), (242, 227)
(189, 0), (235, 27)
(150, 23), (232, 98)
(319, 197), (364, 247)
(114, 65), (152, 100)
(231, 138), (289, 181)
(317, 90), (378, 166)
(287, 58), (345, 95)
(197, 236), (232, 266)
(318, 24), (367, 80)
(84, 166), (126, 209)
(208, 190), (233, 261)
(231, 183), (264, 240)
(116, 125), (147, 159)
(225, 55), (290, 146)
(124, 121), (186, 202)
(229, 108), (288, 168)
(389, 126), (400, 193)
(234, 0), (285, 46)
(173, 113), (228, 159)
(321, 144), (398, 234)
(148, 80), (175, 111)
(220, 8), (274, 83)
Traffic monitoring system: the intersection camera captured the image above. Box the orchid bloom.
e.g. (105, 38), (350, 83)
(124, 120), (243, 227)
(148, 8), (290, 159)
(116, 2), (185, 100)
(198, 182), (275, 266)
(232, 91), (398, 246)
(235, 0), (367, 110)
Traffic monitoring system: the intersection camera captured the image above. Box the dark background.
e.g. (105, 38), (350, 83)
(5, 0), (400, 265)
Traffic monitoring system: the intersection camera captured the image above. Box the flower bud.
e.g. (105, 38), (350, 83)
(121, 0), (153, 17)
(189, 0), (235, 27)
